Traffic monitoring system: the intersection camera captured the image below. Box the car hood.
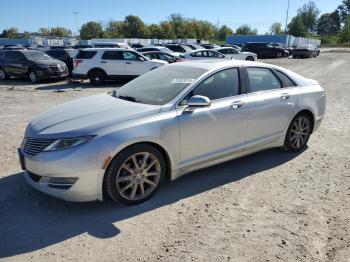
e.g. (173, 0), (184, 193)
(34, 59), (66, 66)
(26, 93), (161, 138)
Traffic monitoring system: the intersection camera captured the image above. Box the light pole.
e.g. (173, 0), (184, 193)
(72, 11), (79, 36)
(285, 0), (290, 34)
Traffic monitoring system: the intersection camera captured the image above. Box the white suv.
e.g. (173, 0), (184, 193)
(72, 48), (167, 85)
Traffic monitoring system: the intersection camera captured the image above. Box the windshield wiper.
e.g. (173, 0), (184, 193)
(118, 95), (141, 103)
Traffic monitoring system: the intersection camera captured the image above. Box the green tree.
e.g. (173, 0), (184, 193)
(236, 24), (257, 35)
(317, 12), (341, 35)
(269, 22), (284, 35)
(217, 25), (234, 40)
(159, 21), (176, 39)
(0, 27), (19, 38)
(288, 16), (307, 37)
(340, 16), (350, 43)
(105, 20), (124, 38)
(38, 27), (50, 36)
(80, 21), (103, 40)
(297, 1), (320, 33)
(122, 15), (149, 38)
(168, 13), (187, 38)
(50, 27), (71, 37)
(148, 24), (162, 38)
(337, 0), (350, 23)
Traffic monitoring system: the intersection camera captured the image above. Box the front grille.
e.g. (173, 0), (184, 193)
(24, 137), (56, 156)
(49, 65), (64, 72)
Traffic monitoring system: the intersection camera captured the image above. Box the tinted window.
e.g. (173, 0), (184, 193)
(190, 68), (240, 100)
(247, 67), (282, 92)
(6, 51), (25, 61)
(208, 51), (223, 57)
(193, 51), (207, 57)
(101, 51), (123, 60)
(123, 51), (141, 60)
(76, 50), (97, 59)
(274, 70), (296, 87)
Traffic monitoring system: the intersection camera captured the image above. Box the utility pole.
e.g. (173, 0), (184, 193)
(72, 11), (79, 36)
(285, 0), (290, 34)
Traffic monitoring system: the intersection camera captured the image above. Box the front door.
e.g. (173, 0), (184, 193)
(177, 68), (249, 168)
(100, 50), (125, 76)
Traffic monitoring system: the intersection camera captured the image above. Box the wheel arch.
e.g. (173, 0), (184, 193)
(101, 140), (173, 200)
(87, 67), (107, 77)
(290, 108), (315, 134)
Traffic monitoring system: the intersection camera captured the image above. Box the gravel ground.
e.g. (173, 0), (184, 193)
(0, 53), (349, 262)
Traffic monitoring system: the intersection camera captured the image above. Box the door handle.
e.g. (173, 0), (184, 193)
(281, 93), (291, 100)
(231, 101), (245, 109)
(101, 61), (107, 63)
(125, 61), (132, 64)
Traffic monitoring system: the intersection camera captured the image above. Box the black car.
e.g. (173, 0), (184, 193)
(292, 45), (319, 58)
(46, 48), (78, 74)
(242, 42), (288, 58)
(142, 51), (185, 63)
(0, 50), (68, 83)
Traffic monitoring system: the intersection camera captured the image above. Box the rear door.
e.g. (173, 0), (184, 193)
(243, 67), (298, 146)
(100, 50), (125, 76)
(7, 51), (27, 76)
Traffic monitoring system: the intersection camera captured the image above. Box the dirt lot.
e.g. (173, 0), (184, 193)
(0, 52), (349, 262)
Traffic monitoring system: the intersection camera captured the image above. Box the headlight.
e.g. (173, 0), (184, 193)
(43, 136), (95, 151)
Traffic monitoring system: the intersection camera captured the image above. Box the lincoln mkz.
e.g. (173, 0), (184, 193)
(19, 60), (326, 204)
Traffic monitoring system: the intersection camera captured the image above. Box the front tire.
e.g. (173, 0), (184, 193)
(29, 70), (40, 83)
(0, 68), (8, 80)
(104, 144), (166, 205)
(245, 56), (255, 61)
(283, 113), (312, 152)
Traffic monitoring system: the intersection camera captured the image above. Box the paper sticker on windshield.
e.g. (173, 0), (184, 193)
(171, 79), (196, 84)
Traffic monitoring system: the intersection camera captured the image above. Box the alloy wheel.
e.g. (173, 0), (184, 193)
(289, 116), (310, 150)
(29, 71), (37, 83)
(116, 152), (162, 201)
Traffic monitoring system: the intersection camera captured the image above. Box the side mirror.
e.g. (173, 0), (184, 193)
(187, 95), (211, 109)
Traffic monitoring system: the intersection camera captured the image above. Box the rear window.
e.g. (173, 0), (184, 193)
(274, 70), (297, 87)
(76, 50), (97, 59)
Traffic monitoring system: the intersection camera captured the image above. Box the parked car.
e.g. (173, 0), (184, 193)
(242, 42), (289, 58)
(142, 51), (185, 63)
(221, 44), (242, 51)
(45, 48), (79, 75)
(130, 43), (147, 49)
(92, 42), (131, 49)
(292, 45), (319, 58)
(72, 48), (167, 85)
(180, 49), (229, 60)
(184, 44), (205, 50)
(136, 46), (175, 55)
(272, 43), (293, 55)
(214, 47), (257, 61)
(0, 50), (68, 83)
(200, 43), (220, 49)
(19, 59), (326, 204)
(165, 44), (193, 53)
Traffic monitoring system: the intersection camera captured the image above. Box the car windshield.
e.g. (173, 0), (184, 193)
(112, 65), (208, 105)
(23, 51), (52, 61)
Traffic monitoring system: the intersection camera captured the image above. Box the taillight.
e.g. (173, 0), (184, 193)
(73, 59), (83, 68)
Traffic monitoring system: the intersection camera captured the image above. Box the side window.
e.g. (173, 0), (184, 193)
(274, 70), (297, 87)
(11, 52), (25, 61)
(122, 51), (140, 60)
(231, 49), (238, 54)
(189, 68), (240, 101)
(76, 51), (97, 59)
(208, 51), (221, 57)
(194, 51), (207, 57)
(150, 53), (158, 59)
(101, 51), (123, 60)
(247, 67), (282, 93)
(219, 49), (227, 54)
(159, 53), (173, 62)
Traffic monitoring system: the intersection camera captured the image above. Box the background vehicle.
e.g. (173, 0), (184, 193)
(221, 44), (242, 51)
(242, 42), (288, 58)
(92, 42), (131, 49)
(0, 50), (68, 83)
(74, 44), (93, 49)
(292, 45), (319, 58)
(72, 48), (167, 85)
(19, 60), (325, 204)
(180, 49), (229, 60)
(45, 48), (78, 75)
(200, 43), (220, 49)
(165, 44), (193, 53)
(184, 44), (204, 50)
(273, 43), (293, 55)
(142, 51), (185, 63)
(136, 46), (175, 55)
(214, 47), (257, 61)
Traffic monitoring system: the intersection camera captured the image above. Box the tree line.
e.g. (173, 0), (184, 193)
(1, 1), (349, 44)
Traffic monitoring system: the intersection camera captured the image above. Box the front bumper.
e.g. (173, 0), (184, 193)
(36, 69), (68, 80)
(18, 146), (105, 202)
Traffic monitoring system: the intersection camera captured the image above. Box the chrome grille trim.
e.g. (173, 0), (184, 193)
(24, 138), (56, 156)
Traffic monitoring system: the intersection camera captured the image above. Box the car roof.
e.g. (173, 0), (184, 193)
(80, 48), (131, 51)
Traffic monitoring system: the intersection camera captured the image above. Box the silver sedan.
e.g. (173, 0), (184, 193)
(19, 60), (326, 204)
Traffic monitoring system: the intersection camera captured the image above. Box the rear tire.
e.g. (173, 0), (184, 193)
(283, 113), (312, 152)
(0, 68), (8, 80)
(89, 71), (106, 86)
(245, 56), (255, 61)
(104, 144), (166, 205)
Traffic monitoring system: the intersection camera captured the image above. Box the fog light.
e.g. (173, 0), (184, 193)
(48, 177), (78, 189)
